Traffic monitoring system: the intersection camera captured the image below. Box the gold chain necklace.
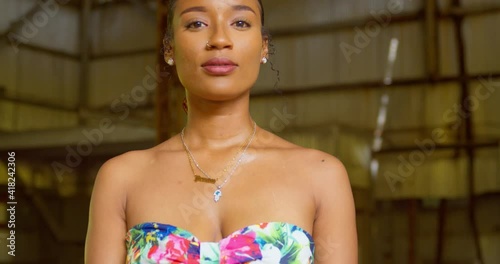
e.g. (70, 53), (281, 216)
(180, 121), (256, 185)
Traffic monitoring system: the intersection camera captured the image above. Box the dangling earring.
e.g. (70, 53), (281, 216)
(182, 97), (188, 113)
(167, 58), (174, 66)
(261, 57), (268, 64)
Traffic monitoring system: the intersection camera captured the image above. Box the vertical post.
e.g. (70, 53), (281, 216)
(408, 199), (417, 264)
(450, 0), (483, 263)
(425, 0), (439, 81)
(436, 199), (447, 264)
(79, 0), (91, 126)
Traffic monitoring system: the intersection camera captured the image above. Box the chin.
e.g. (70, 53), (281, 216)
(198, 89), (249, 102)
(185, 79), (252, 101)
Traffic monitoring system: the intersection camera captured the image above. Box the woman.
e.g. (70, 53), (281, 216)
(85, 0), (357, 263)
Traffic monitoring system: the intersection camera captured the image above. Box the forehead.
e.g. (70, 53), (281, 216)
(174, 0), (261, 14)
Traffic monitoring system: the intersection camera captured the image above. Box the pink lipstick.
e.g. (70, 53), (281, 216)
(202, 58), (238, 75)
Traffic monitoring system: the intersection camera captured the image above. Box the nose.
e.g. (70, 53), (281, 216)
(207, 22), (233, 50)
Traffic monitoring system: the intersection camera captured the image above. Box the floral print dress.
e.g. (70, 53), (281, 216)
(126, 222), (315, 263)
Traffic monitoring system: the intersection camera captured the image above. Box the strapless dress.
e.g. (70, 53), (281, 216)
(126, 221), (315, 263)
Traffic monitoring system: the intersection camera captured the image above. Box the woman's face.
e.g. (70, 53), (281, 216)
(167, 0), (268, 101)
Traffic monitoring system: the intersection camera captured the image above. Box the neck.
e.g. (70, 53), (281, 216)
(183, 93), (255, 149)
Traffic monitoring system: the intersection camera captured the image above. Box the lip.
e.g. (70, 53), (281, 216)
(201, 58), (238, 75)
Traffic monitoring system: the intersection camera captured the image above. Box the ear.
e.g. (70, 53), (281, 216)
(163, 42), (174, 63)
(261, 36), (269, 60)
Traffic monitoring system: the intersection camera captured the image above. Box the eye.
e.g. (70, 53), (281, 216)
(186, 21), (207, 29)
(233, 20), (251, 28)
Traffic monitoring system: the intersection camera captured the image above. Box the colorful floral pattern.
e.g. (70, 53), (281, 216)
(126, 222), (315, 263)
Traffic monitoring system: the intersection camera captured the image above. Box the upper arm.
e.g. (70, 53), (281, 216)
(85, 157), (129, 264)
(312, 154), (358, 263)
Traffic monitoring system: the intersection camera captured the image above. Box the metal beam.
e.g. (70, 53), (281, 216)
(1, 140), (155, 161)
(9, 42), (80, 60)
(373, 141), (498, 155)
(269, 5), (500, 39)
(270, 11), (423, 39)
(425, 0), (439, 81)
(441, 5), (500, 17)
(91, 47), (155, 60)
(250, 72), (500, 98)
(0, 125), (156, 150)
(451, 0), (484, 262)
(436, 199), (447, 264)
(0, 95), (78, 112)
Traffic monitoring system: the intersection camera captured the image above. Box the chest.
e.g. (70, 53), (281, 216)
(125, 156), (315, 241)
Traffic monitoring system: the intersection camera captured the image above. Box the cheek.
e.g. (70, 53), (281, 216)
(241, 41), (264, 78)
(236, 35), (264, 65)
(173, 44), (199, 77)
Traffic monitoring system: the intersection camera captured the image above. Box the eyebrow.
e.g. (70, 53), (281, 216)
(179, 5), (256, 16)
(180, 6), (207, 16)
(231, 5), (256, 15)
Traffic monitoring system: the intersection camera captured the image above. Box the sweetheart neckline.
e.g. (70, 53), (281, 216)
(126, 221), (315, 243)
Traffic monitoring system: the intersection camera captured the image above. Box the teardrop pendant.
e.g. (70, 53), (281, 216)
(213, 189), (222, 202)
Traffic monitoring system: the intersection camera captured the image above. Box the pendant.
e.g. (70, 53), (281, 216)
(194, 175), (216, 184)
(213, 189), (222, 202)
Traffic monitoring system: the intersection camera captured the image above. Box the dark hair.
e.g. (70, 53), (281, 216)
(163, 0), (268, 47)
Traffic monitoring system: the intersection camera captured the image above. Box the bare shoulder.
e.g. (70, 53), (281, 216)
(258, 128), (347, 178)
(90, 148), (154, 211)
(99, 148), (152, 176)
(97, 136), (179, 180)
(288, 147), (350, 198)
(257, 128), (351, 204)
